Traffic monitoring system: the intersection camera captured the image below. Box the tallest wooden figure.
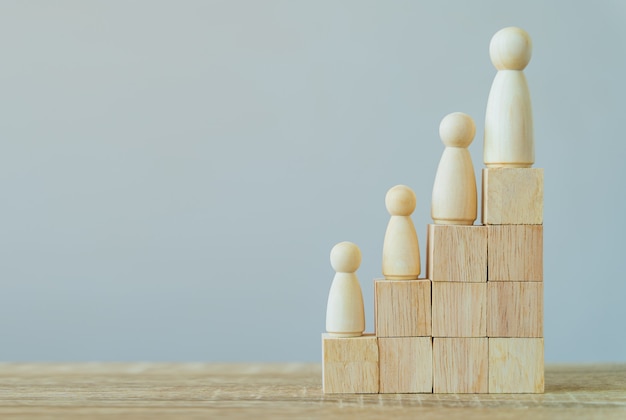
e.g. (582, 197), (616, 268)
(484, 27), (534, 168)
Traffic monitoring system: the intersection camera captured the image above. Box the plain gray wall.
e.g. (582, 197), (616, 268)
(1, 0), (625, 362)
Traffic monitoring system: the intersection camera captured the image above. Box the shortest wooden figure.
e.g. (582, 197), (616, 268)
(326, 242), (365, 337)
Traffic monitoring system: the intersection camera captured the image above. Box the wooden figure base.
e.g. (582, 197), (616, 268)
(482, 167), (544, 225)
(433, 338), (488, 393)
(488, 225), (543, 281)
(379, 337), (433, 393)
(489, 338), (544, 393)
(488, 282), (544, 337)
(432, 282), (487, 337)
(427, 224), (487, 282)
(374, 279), (431, 337)
(322, 334), (379, 394)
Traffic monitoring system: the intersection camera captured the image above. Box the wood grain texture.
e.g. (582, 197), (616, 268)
(482, 168), (543, 225)
(374, 279), (431, 337)
(488, 282), (543, 337)
(427, 224), (487, 282)
(322, 334), (378, 393)
(0, 363), (624, 419)
(433, 338), (489, 393)
(379, 337), (433, 393)
(432, 282), (487, 337)
(488, 225), (543, 281)
(489, 338), (544, 393)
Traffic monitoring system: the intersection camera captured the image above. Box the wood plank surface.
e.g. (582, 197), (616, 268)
(0, 363), (624, 419)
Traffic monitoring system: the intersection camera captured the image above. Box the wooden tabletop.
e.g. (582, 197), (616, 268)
(0, 363), (624, 419)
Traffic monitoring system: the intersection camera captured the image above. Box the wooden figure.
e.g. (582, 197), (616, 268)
(484, 27), (534, 168)
(382, 185), (421, 279)
(326, 242), (365, 337)
(431, 112), (478, 225)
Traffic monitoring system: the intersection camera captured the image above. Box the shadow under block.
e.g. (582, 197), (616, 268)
(489, 338), (544, 393)
(433, 338), (488, 393)
(379, 337), (433, 393)
(487, 225), (543, 281)
(322, 334), (379, 394)
(482, 168), (544, 225)
(488, 282), (544, 337)
(427, 225), (487, 282)
(432, 282), (486, 337)
(374, 279), (431, 337)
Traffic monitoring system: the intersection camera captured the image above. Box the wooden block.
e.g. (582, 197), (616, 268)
(379, 337), (433, 393)
(427, 224), (487, 282)
(374, 279), (431, 337)
(322, 334), (379, 393)
(488, 225), (543, 281)
(482, 168), (543, 225)
(433, 338), (488, 393)
(488, 282), (543, 337)
(489, 338), (544, 393)
(432, 282), (486, 337)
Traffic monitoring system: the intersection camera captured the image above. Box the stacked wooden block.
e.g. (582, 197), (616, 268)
(374, 278), (433, 393)
(321, 169), (544, 394)
(426, 167), (544, 393)
(480, 167), (544, 393)
(427, 224), (488, 393)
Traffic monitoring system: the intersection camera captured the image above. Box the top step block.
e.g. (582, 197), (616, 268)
(481, 168), (543, 225)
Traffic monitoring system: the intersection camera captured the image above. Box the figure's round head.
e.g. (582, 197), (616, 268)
(439, 112), (476, 148)
(385, 185), (416, 216)
(489, 27), (532, 70)
(330, 241), (362, 273)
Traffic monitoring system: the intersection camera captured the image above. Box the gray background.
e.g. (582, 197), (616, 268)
(1, 0), (624, 362)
